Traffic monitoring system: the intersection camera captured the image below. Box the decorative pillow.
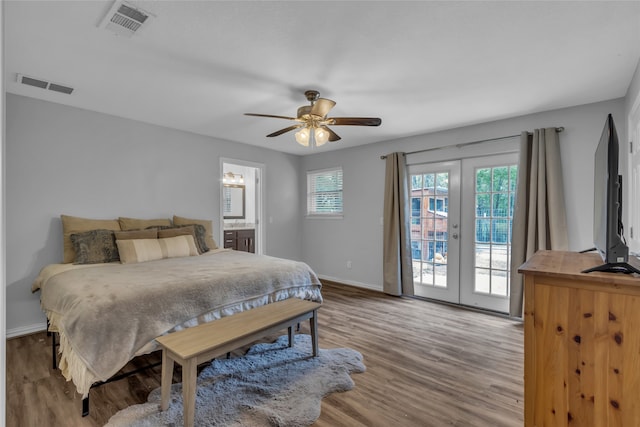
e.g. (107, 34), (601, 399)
(70, 229), (119, 264)
(114, 229), (158, 240)
(116, 238), (163, 264)
(117, 235), (199, 264)
(184, 224), (210, 254)
(173, 215), (218, 249)
(150, 224), (209, 254)
(157, 226), (194, 239)
(118, 217), (172, 231)
(159, 235), (199, 258)
(61, 215), (121, 263)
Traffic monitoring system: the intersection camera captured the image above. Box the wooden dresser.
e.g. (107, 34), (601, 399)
(223, 229), (255, 253)
(519, 250), (640, 427)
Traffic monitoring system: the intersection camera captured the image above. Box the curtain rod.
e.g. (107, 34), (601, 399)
(380, 127), (564, 159)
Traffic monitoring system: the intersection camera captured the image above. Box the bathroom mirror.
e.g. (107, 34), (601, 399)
(223, 184), (245, 219)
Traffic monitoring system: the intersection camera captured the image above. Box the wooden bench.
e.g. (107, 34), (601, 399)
(155, 298), (322, 427)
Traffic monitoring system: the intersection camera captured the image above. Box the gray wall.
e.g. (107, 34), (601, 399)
(626, 59), (640, 116)
(300, 98), (628, 291)
(5, 93), (302, 335)
(7, 81), (640, 334)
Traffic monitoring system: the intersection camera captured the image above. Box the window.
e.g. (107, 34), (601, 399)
(307, 167), (343, 217)
(411, 197), (421, 218)
(428, 197), (446, 213)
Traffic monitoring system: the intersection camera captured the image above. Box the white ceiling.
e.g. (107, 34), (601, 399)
(5, 1), (640, 155)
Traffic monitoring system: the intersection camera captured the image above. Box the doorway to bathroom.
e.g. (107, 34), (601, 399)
(220, 158), (264, 255)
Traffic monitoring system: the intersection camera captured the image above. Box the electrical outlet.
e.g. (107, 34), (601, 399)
(346, 260), (352, 269)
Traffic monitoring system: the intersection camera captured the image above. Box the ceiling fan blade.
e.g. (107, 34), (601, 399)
(324, 126), (341, 142)
(266, 124), (303, 137)
(245, 113), (298, 121)
(310, 98), (336, 118)
(330, 117), (382, 126)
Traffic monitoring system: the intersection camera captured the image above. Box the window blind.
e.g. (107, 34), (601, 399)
(307, 167), (343, 216)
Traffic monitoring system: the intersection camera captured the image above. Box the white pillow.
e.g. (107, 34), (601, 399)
(117, 235), (199, 264)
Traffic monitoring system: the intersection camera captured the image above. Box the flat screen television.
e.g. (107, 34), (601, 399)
(583, 114), (640, 274)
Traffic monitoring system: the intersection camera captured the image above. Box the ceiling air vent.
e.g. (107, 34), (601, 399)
(17, 74), (74, 95)
(99, 1), (154, 38)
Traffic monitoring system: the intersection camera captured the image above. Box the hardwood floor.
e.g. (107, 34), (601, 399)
(6, 282), (524, 426)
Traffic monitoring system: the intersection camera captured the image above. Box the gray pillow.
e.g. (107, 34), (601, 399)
(182, 223), (210, 254)
(70, 229), (120, 264)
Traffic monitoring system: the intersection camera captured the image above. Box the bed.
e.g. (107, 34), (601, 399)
(31, 215), (323, 400)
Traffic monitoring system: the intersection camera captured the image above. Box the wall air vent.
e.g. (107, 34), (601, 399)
(99, 1), (154, 38)
(17, 74), (74, 95)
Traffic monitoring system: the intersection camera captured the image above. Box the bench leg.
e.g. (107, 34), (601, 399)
(310, 309), (319, 357)
(160, 350), (174, 411)
(288, 325), (295, 348)
(182, 358), (197, 427)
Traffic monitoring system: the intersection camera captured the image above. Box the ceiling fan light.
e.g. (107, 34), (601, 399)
(314, 127), (329, 146)
(246, 90), (381, 147)
(295, 127), (310, 146)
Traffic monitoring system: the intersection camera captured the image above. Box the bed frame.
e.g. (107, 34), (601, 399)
(49, 328), (160, 416)
(49, 324), (247, 416)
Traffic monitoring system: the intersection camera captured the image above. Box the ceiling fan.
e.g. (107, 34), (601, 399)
(245, 90), (382, 147)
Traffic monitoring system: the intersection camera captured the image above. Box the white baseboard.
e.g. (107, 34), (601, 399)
(317, 275), (382, 292)
(6, 322), (47, 339)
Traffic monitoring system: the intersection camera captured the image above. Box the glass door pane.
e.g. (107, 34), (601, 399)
(460, 154), (518, 313)
(409, 161), (460, 303)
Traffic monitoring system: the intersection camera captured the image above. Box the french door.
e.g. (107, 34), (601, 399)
(409, 161), (461, 303)
(459, 153), (518, 312)
(409, 153), (518, 313)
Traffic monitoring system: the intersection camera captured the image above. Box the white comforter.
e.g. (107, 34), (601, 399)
(33, 249), (323, 397)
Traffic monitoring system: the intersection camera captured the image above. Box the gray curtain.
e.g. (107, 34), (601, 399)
(510, 128), (568, 317)
(383, 152), (414, 296)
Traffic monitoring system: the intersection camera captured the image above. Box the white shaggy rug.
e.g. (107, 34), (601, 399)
(105, 334), (365, 426)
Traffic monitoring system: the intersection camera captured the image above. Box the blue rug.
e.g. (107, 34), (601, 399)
(106, 334), (365, 426)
